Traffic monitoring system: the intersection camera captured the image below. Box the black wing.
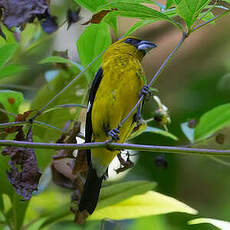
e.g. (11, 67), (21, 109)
(85, 67), (103, 164)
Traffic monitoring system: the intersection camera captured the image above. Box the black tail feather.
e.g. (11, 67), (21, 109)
(78, 165), (103, 214)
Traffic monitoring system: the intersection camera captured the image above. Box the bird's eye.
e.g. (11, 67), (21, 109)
(125, 38), (140, 46)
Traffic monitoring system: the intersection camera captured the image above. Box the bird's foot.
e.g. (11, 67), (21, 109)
(115, 153), (134, 174)
(140, 85), (152, 99)
(108, 128), (120, 141)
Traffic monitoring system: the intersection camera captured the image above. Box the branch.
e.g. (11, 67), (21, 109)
(0, 120), (64, 132)
(119, 32), (187, 127)
(1, 140), (230, 157)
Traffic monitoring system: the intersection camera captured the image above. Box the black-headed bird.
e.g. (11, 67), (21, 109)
(76, 36), (156, 222)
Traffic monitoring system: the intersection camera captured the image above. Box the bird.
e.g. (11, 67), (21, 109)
(76, 36), (157, 222)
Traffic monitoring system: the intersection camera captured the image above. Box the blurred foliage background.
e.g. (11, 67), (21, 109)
(1, 0), (230, 229)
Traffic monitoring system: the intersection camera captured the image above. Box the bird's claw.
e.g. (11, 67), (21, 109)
(140, 85), (152, 98)
(108, 128), (120, 140)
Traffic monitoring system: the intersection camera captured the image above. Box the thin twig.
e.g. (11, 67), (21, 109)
(119, 32), (187, 128)
(0, 120), (64, 132)
(1, 140), (230, 157)
(0, 108), (16, 117)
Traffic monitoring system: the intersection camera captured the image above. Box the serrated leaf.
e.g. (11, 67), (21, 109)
(73, 0), (108, 12)
(98, 180), (157, 209)
(90, 191), (197, 220)
(188, 218), (230, 230)
(0, 43), (19, 68)
(175, 0), (212, 30)
(0, 64), (27, 80)
(194, 103), (230, 141)
(77, 22), (111, 79)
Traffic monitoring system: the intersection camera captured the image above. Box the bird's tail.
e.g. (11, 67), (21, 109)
(75, 164), (103, 223)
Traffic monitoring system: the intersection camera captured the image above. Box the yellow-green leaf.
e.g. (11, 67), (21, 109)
(90, 191), (197, 220)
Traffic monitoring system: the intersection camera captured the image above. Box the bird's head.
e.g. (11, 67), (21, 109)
(124, 37), (157, 55)
(104, 36), (157, 61)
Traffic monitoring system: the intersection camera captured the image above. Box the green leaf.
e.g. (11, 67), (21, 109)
(0, 195), (3, 212)
(0, 43), (19, 68)
(111, 0), (157, 4)
(145, 126), (178, 141)
(73, 0), (108, 12)
(181, 122), (194, 143)
(0, 90), (24, 121)
(0, 154), (12, 195)
(188, 218), (230, 230)
(194, 103), (230, 141)
(175, 0), (212, 30)
(39, 56), (84, 71)
(166, 0), (175, 9)
(39, 206), (70, 229)
(90, 191), (197, 220)
(0, 155), (29, 230)
(0, 64), (27, 80)
(31, 67), (87, 141)
(103, 13), (118, 34)
(98, 1), (182, 30)
(200, 11), (215, 24)
(77, 22), (112, 79)
(98, 180), (157, 209)
(124, 19), (158, 36)
(6, 194), (29, 230)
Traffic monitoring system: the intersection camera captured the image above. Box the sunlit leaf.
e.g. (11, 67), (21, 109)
(188, 218), (230, 230)
(90, 191), (197, 220)
(98, 180), (157, 209)
(194, 103), (230, 141)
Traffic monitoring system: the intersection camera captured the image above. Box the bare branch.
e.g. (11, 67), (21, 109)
(1, 140), (230, 157)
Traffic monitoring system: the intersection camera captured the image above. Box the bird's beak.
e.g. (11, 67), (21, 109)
(137, 40), (157, 53)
